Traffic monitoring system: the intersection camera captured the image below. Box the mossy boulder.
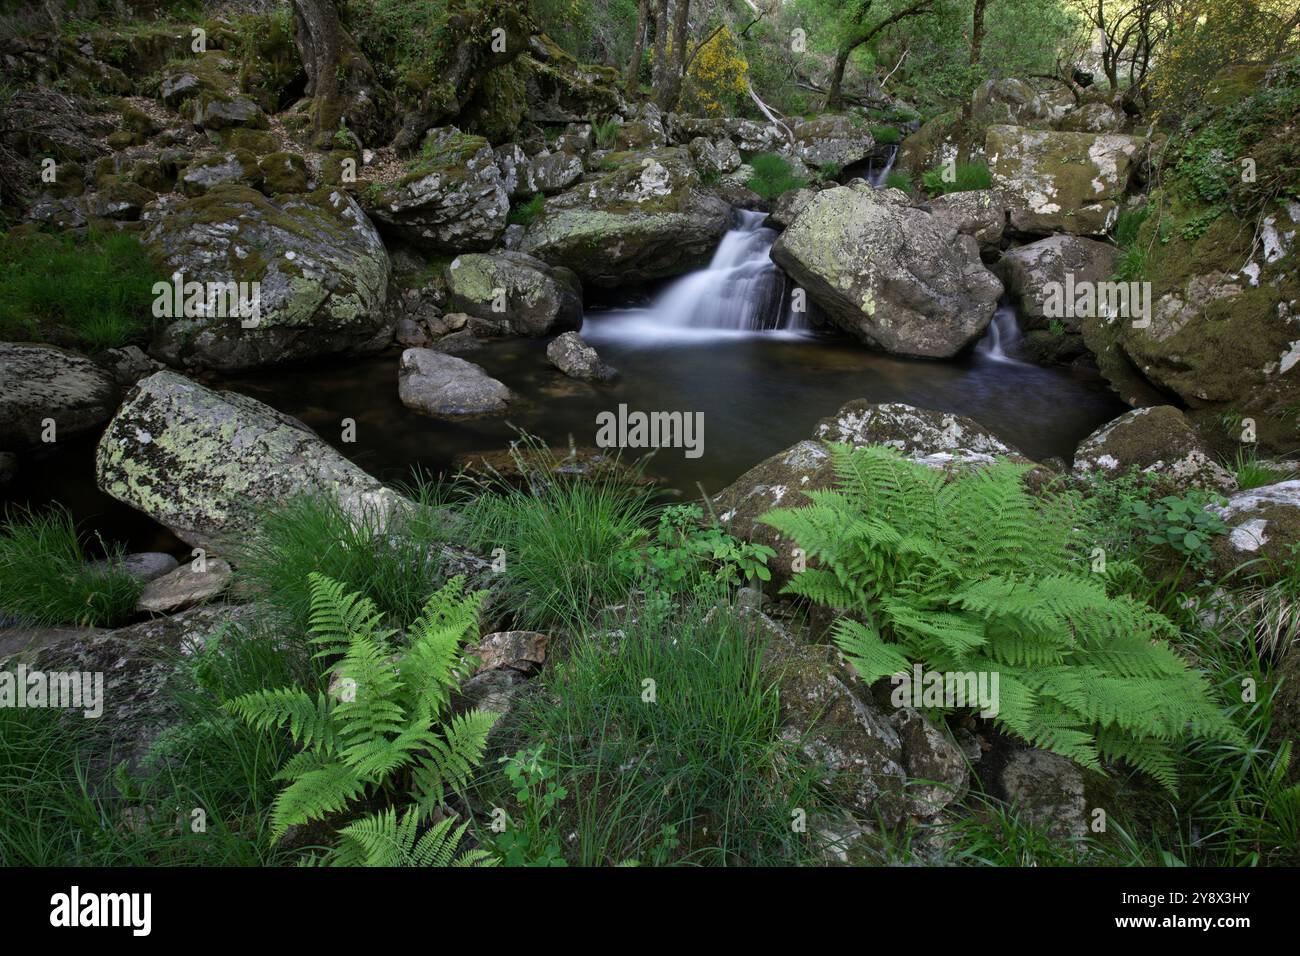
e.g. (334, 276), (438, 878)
(519, 147), (729, 287)
(1207, 480), (1300, 582)
(971, 78), (1058, 128)
(178, 150), (262, 196)
(791, 114), (874, 168)
(444, 251), (582, 336)
(923, 189), (1006, 246)
(999, 234), (1119, 329)
(368, 128), (509, 252)
(518, 35), (625, 123)
(161, 52), (268, 131)
(461, 61), (528, 145)
(1071, 406), (1237, 494)
(95, 371), (405, 550)
(257, 152), (309, 194)
(770, 184), (1002, 358)
(143, 184), (392, 371)
(986, 125), (1146, 235)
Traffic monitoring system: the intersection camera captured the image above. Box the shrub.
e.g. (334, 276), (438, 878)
(870, 124), (900, 145)
(884, 169), (913, 193)
(1124, 490), (1228, 566)
(507, 193), (545, 226)
(0, 506), (141, 627)
(613, 504), (773, 595)
(921, 161), (992, 197)
(760, 444), (1242, 791)
(0, 229), (163, 350)
(229, 573), (497, 861)
(745, 152), (808, 200)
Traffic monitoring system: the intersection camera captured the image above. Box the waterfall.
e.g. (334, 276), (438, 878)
(867, 145), (899, 188)
(649, 209), (798, 331)
(976, 301), (1023, 363)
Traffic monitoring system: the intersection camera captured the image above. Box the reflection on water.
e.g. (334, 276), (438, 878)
(7, 313), (1127, 548)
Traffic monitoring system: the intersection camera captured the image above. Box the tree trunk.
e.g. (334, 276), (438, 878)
(826, 46), (852, 111)
(657, 0), (692, 110)
(651, 0), (670, 89)
(291, 0), (387, 147)
(958, 0), (991, 158)
(625, 0), (650, 93)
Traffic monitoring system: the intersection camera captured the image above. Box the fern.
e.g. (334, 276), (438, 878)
(229, 572), (499, 862)
(759, 444), (1242, 793)
(328, 809), (497, 867)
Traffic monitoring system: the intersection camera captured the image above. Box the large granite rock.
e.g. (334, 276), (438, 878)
(143, 184), (391, 372)
(444, 251), (582, 336)
(0, 343), (119, 451)
(95, 371), (404, 549)
(770, 184), (1003, 358)
(1000, 234), (1121, 328)
(1071, 406), (1238, 494)
(1208, 480), (1300, 582)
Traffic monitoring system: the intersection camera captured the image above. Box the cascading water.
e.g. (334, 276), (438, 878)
(586, 209), (810, 344)
(866, 145), (899, 188)
(976, 300), (1023, 363)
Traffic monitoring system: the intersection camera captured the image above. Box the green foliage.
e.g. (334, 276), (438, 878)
(0, 229), (163, 350)
(884, 169), (913, 193)
(817, 161), (843, 182)
(233, 492), (455, 637)
(745, 152), (808, 200)
(1113, 204), (1149, 247)
(870, 124), (900, 144)
(507, 193), (546, 226)
(0, 506), (141, 627)
(458, 445), (656, 632)
(229, 573), (497, 855)
(330, 808), (495, 867)
(760, 444), (1242, 791)
(921, 161), (992, 197)
(488, 746), (568, 866)
(614, 504), (774, 595)
(486, 597), (828, 865)
(592, 118), (620, 150)
(1124, 491), (1228, 565)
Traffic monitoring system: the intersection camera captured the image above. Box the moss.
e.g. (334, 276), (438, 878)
(461, 61), (527, 146)
(257, 152), (309, 195)
(226, 127), (279, 154)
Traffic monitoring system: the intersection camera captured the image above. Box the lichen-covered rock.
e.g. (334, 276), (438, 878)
(86, 181), (155, 221)
(397, 348), (512, 419)
(162, 52), (268, 131)
(791, 114), (874, 167)
(970, 78), (1054, 127)
(135, 558), (233, 614)
(178, 150), (261, 196)
(143, 184), (391, 372)
(999, 748), (1087, 841)
(766, 187), (816, 230)
(1071, 406), (1238, 493)
(444, 251), (582, 336)
(923, 189), (1006, 246)
(546, 331), (616, 381)
(770, 184), (1002, 358)
(986, 125), (1146, 235)
(669, 116), (785, 153)
(529, 149), (584, 193)
(999, 234), (1120, 328)
(891, 706), (969, 816)
(518, 37), (625, 122)
(0, 343), (119, 451)
(95, 371), (403, 549)
(687, 136), (741, 176)
(1208, 480), (1300, 582)
(257, 152), (309, 194)
(520, 147), (730, 287)
(1056, 100), (1125, 133)
(812, 400), (1018, 463)
(368, 128), (509, 252)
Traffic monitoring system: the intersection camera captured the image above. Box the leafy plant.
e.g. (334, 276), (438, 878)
(1125, 491), (1228, 565)
(507, 193), (545, 226)
(330, 808), (495, 867)
(614, 504), (773, 594)
(884, 169), (913, 193)
(0, 506), (141, 627)
(229, 573), (498, 857)
(760, 444), (1242, 791)
(746, 152), (808, 200)
(921, 162), (991, 197)
(592, 117), (620, 150)
(488, 747), (568, 867)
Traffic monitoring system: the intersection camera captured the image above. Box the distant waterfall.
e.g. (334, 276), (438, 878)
(976, 301), (1023, 363)
(867, 145), (899, 188)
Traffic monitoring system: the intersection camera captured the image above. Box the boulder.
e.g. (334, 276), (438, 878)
(1208, 480), (1300, 582)
(93, 345), (164, 386)
(1072, 406), (1238, 494)
(95, 371), (404, 549)
(143, 184), (391, 372)
(161, 52), (268, 131)
(518, 42), (625, 123)
(923, 189), (1006, 246)
(986, 125), (1146, 235)
(135, 558), (233, 614)
(368, 129), (509, 252)
(670, 116), (785, 153)
(546, 331), (616, 382)
(178, 150), (261, 196)
(1056, 100), (1125, 133)
(444, 251), (582, 336)
(529, 150), (585, 193)
(93, 552), (179, 584)
(999, 748), (1087, 841)
(687, 136), (741, 176)
(770, 184), (1003, 358)
(520, 147), (730, 287)
(891, 706), (969, 816)
(970, 78), (1053, 127)
(766, 187), (816, 230)
(999, 234), (1120, 328)
(397, 349), (512, 419)
(790, 114), (874, 168)
(0, 344), (119, 451)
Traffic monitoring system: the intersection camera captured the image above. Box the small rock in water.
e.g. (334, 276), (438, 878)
(546, 331), (617, 382)
(135, 559), (233, 614)
(397, 348), (512, 419)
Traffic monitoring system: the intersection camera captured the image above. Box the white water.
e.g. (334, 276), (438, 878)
(976, 301), (1024, 363)
(866, 145), (899, 188)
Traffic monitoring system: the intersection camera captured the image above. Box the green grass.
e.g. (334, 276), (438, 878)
(745, 152), (809, 201)
(870, 124), (900, 145)
(1229, 447), (1298, 490)
(507, 193), (545, 226)
(230, 490), (456, 637)
(884, 169), (913, 193)
(458, 446), (656, 632)
(592, 118), (620, 150)
(0, 506), (141, 627)
(1113, 204), (1150, 247)
(0, 229), (163, 351)
(477, 596), (833, 865)
(921, 162), (992, 197)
